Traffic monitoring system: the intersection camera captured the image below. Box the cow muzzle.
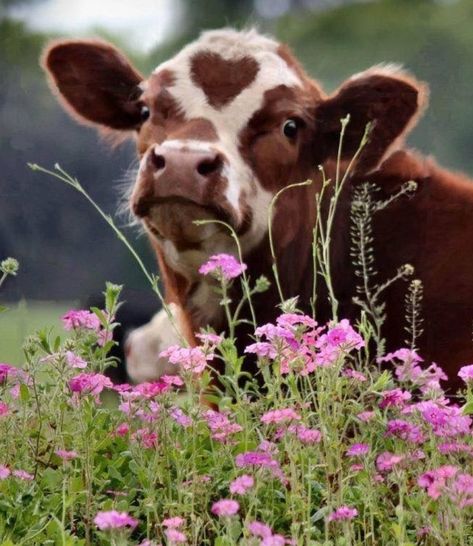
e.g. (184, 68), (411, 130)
(131, 144), (238, 243)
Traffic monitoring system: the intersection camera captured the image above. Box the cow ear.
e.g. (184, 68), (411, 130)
(42, 39), (144, 130)
(315, 66), (428, 172)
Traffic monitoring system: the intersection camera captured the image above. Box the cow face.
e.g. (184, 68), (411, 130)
(43, 29), (425, 277)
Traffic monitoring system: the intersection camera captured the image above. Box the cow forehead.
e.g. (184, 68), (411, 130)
(150, 28), (303, 137)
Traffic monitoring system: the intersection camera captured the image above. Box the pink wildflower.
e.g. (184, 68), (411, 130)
(317, 319), (364, 351)
(386, 419), (425, 444)
(165, 528), (187, 543)
(342, 368), (367, 381)
(261, 536), (286, 546)
(248, 521), (273, 538)
(328, 506), (358, 521)
(287, 424), (322, 444)
(0, 402), (9, 416)
(94, 510), (138, 530)
(346, 443), (370, 457)
(357, 411), (375, 422)
(418, 465), (459, 499)
(198, 254), (247, 280)
(162, 516), (185, 528)
(229, 474), (254, 495)
(160, 345), (210, 375)
(458, 364), (473, 384)
(65, 351), (87, 369)
(376, 452), (404, 472)
(245, 342), (278, 359)
(211, 499), (240, 517)
(161, 375), (184, 387)
(235, 450), (286, 484)
(438, 442), (473, 455)
(68, 373), (113, 402)
(195, 332), (223, 345)
(55, 449), (78, 460)
(379, 388), (411, 410)
(418, 401), (471, 437)
(62, 309), (100, 331)
(115, 423), (130, 436)
(133, 429), (158, 449)
(204, 409), (242, 442)
(0, 465), (11, 479)
(0, 363), (17, 383)
(170, 407), (192, 428)
(13, 469), (34, 481)
(261, 408), (301, 425)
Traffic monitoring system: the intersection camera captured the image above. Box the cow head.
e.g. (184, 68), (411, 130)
(43, 28), (427, 286)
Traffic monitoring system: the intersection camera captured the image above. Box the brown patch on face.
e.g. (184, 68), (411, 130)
(168, 118), (218, 142)
(190, 51), (259, 109)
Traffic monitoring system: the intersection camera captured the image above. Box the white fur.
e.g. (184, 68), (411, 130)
(125, 303), (184, 383)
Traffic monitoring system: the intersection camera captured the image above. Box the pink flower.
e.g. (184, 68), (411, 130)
(204, 410), (242, 442)
(65, 351), (87, 369)
(211, 499), (240, 517)
(165, 528), (187, 543)
(386, 419), (425, 444)
(328, 506), (358, 521)
(195, 332), (223, 345)
(376, 452), (404, 472)
(318, 319), (364, 351)
(0, 465), (11, 479)
(342, 369), (367, 381)
(379, 388), (411, 410)
(68, 373), (113, 402)
(0, 402), (9, 416)
(438, 442), (472, 455)
(162, 375), (184, 387)
(0, 363), (17, 383)
(235, 451), (286, 484)
(229, 474), (254, 495)
(133, 429), (158, 449)
(248, 521), (273, 538)
(199, 254), (247, 280)
(159, 345), (210, 375)
(55, 449), (78, 460)
(357, 411), (375, 422)
(170, 407), (192, 428)
(458, 364), (473, 384)
(94, 510), (138, 530)
(261, 536), (286, 546)
(346, 443), (370, 457)
(115, 423), (130, 437)
(244, 342), (278, 359)
(162, 516), (185, 528)
(288, 424), (322, 444)
(62, 309), (100, 331)
(417, 401), (471, 437)
(13, 469), (34, 481)
(261, 408), (301, 425)
(418, 465), (459, 499)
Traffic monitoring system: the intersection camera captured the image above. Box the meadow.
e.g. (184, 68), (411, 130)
(2, 124), (473, 544)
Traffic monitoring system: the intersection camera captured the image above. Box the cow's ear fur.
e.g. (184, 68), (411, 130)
(42, 39), (144, 130)
(315, 66), (428, 172)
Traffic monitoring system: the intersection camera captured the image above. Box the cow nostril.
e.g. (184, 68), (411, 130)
(197, 155), (222, 177)
(151, 152), (166, 171)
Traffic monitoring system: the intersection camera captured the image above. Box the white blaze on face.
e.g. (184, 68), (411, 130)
(152, 28), (303, 251)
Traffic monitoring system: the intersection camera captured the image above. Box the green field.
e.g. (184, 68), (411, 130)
(0, 301), (75, 365)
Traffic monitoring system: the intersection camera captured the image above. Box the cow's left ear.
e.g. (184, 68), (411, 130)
(315, 66), (428, 172)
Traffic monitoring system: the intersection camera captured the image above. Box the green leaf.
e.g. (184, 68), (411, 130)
(19, 383), (30, 402)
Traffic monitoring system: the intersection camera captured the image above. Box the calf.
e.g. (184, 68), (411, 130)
(43, 28), (473, 390)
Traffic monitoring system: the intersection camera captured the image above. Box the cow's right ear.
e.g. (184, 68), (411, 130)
(42, 40), (144, 130)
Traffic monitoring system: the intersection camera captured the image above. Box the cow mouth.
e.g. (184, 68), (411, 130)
(143, 197), (236, 245)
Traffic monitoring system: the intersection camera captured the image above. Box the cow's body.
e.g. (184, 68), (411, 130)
(43, 29), (473, 390)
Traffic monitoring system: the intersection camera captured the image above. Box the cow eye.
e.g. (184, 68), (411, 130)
(140, 105), (150, 122)
(283, 118), (299, 139)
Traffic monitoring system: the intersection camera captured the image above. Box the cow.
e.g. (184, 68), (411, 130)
(42, 28), (473, 391)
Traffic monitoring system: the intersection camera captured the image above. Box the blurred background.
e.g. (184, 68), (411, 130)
(1, 0), (473, 361)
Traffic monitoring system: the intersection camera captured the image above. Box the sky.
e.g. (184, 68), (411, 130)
(8, 0), (181, 52)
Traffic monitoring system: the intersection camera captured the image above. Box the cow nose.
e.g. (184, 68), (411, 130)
(149, 145), (223, 180)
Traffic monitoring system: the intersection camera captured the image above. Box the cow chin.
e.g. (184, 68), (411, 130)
(145, 200), (236, 247)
